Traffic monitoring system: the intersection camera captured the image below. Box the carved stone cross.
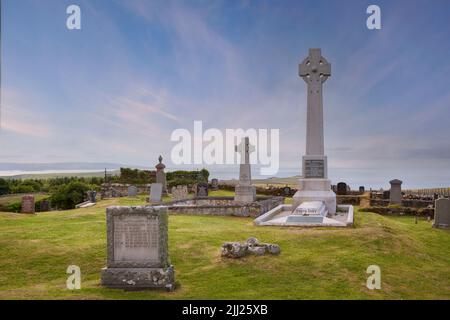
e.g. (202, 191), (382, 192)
(299, 48), (331, 156)
(235, 137), (255, 165)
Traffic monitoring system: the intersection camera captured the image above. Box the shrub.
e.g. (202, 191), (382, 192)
(0, 179), (10, 195)
(50, 181), (90, 210)
(6, 202), (22, 213)
(10, 185), (35, 194)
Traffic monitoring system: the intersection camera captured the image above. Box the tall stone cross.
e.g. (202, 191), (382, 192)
(235, 137), (255, 185)
(235, 137), (255, 165)
(299, 48), (331, 156)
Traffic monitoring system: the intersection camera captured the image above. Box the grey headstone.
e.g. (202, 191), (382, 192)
(337, 182), (347, 195)
(359, 186), (365, 193)
(150, 183), (163, 203)
(389, 179), (403, 204)
(211, 178), (219, 191)
(87, 190), (97, 203)
(101, 206), (175, 290)
(172, 185), (188, 201)
(128, 185), (138, 197)
(196, 182), (209, 197)
(283, 186), (292, 197)
(39, 200), (50, 212)
(434, 198), (450, 229)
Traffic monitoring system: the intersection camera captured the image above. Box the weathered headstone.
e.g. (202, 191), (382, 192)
(172, 185), (188, 201)
(211, 178), (219, 191)
(389, 179), (403, 205)
(234, 137), (256, 203)
(39, 200), (50, 212)
(87, 190), (97, 203)
(150, 183), (163, 203)
(383, 190), (390, 199)
(283, 186), (292, 197)
(337, 182), (347, 195)
(196, 182), (209, 197)
(101, 206), (175, 290)
(434, 198), (450, 229)
(21, 195), (35, 214)
(128, 185), (138, 197)
(359, 186), (365, 193)
(155, 155), (168, 195)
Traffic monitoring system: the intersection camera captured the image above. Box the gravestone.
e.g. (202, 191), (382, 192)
(128, 185), (138, 197)
(383, 190), (390, 199)
(39, 200), (50, 212)
(21, 195), (35, 214)
(433, 198), (450, 229)
(292, 48), (336, 215)
(283, 186), (292, 197)
(150, 183), (163, 203)
(101, 206), (175, 290)
(171, 185), (188, 201)
(155, 155), (168, 195)
(234, 137), (256, 203)
(359, 186), (365, 193)
(389, 179), (403, 205)
(337, 182), (347, 195)
(211, 179), (219, 191)
(87, 190), (97, 203)
(196, 182), (209, 197)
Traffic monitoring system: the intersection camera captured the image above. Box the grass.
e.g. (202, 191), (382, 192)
(0, 190), (449, 300)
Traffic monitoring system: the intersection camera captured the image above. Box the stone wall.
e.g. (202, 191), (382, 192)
(369, 199), (433, 208)
(101, 183), (150, 198)
(360, 206), (434, 217)
(166, 196), (284, 218)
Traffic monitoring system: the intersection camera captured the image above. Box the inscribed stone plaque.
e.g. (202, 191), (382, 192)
(304, 159), (325, 178)
(113, 214), (159, 262)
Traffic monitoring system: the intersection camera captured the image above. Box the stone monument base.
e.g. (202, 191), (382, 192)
(292, 178), (336, 214)
(286, 201), (327, 224)
(101, 265), (175, 291)
(234, 185), (256, 203)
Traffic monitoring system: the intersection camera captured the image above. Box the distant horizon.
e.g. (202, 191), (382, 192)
(0, 161), (448, 190)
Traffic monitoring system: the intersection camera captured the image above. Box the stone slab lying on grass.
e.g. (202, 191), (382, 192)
(221, 237), (280, 259)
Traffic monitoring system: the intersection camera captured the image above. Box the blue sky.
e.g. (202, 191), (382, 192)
(1, 0), (450, 188)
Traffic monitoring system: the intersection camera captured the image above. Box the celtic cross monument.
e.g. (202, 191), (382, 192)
(293, 48), (336, 214)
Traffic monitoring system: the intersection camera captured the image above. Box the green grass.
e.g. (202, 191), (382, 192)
(0, 192), (449, 300)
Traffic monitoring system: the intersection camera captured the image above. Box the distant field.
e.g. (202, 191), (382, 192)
(0, 170), (120, 180)
(0, 190), (449, 300)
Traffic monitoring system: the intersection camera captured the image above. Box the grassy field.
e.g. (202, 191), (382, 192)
(0, 190), (449, 300)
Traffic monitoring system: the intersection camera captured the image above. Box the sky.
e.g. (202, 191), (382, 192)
(1, 0), (450, 189)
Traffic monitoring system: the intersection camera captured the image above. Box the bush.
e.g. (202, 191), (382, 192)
(10, 185), (35, 194)
(0, 178), (10, 195)
(50, 181), (90, 210)
(6, 202), (22, 213)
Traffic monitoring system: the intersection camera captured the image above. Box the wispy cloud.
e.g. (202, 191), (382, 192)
(1, 88), (53, 138)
